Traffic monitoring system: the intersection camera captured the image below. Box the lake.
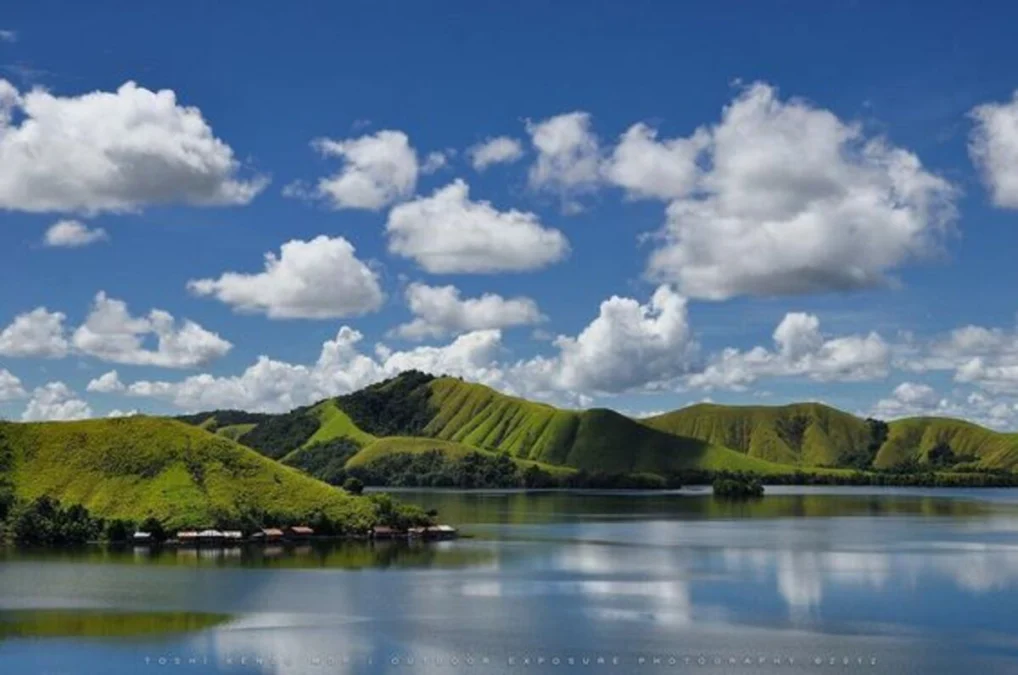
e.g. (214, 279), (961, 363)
(2, 486), (1018, 674)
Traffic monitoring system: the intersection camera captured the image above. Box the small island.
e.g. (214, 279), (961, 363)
(712, 475), (765, 499)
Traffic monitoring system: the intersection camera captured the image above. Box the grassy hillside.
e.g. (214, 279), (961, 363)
(176, 410), (271, 433)
(302, 400), (377, 449)
(878, 417), (1018, 470)
(0, 417), (377, 531)
(347, 436), (573, 475)
(642, 402), (872, 467)
(420, 378), (791, 474)
(643, 402), (1018, 471)
(215, 423), (257, 442)
(175, 371), (1018, 475)
(178, 374), (788, 475)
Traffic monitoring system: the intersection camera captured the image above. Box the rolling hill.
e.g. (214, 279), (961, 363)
(875, 417), (1018, 470)
(177, 371), (1018, 476)
(180, 372), (794, 479)
(643, 402), (1018, 472)
(641, 402), (874, 467)
(303, 400), (378, 449)
(419, 379), (789, 473)
(0, 416), (378, 531)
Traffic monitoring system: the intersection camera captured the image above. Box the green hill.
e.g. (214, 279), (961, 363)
(337, 374), (790, 474)
(0, 416), (377, 531)
(642, 402), (1018, 472)
(302, 400), (378, 449)
(175, 371), (1018, 476)
(180, 372), (787, 477)
(641, 402), (873, 467)
(876, 417), (1018, 470)
(215, 423), (257, 442)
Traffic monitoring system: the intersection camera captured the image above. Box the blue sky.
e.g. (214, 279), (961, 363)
(2, 1), (1018, 426)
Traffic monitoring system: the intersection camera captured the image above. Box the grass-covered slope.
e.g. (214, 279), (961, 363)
(215, 423), (257, 442)
(175, 410), (271, 432)
(347, 436), (573, 475)
(642, 402), (873, 466)
(417, 377), (790, 474)
(878, 417), (1018, 470)
(302, 400), (377, 449)
(643, 402), (1018, 471)
(176, 371), (1018, 475)
(177, 373), (790, 475)
(0, 417), (377, 531)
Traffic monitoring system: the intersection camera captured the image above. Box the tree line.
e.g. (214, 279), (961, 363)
(0, 487), (431, 547)
(342, 447), (1018, 490)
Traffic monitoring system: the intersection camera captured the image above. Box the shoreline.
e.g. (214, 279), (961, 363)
(7, 485), (1018, 550)
(357, 472), (1018, 490)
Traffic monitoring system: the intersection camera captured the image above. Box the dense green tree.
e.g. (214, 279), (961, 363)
(337, 370), (437, 436)
(284, 438), (360, 485)
(104, 519), (134, 542)
(236, 407), (320, 459)
(369, 493), (432, 530)
(343, 477), (365, 495)
(841, 418), (889, 470)
(0, 485), (14, 522)
(713, 476), (764, 499)
(9, 496), (103, 545)
(139, 516), (167, 542)
(175, 410), (271, 428)
(521, 465), (557, 488)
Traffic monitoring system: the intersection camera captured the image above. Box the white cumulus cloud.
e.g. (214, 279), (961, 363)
(124, 326), (507, 413)
(43, 219), (108, 247)
(688, 312), (890, 390)
(72, 292), (232, 368)
(311, 130), (418, 210)
(421, 151), (448, 175)
(526, 112), (601, 209)
(86, 370), (125, 393)
(870, 382), (943, 420)
(0, 307), (69, 358)
(386, 179), (569, 273)
(869, 384), (1018, 430)
(970, 91), (1018, 209)
(0, 80), (266, 213)
(603, 122), (709, 201)
(188, 235), (384, 319)
(898, 325), (1018, 395)
(469, 136), (524, 170)
(527, 284), (696, 394)
(393, 283), (543, 340)
(21, 382), (92, 421)
(646, 82), (957, 299)
(0, 368), (25, 401)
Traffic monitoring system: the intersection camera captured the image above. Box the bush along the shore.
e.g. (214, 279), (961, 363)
(712, 476), (765, 499)
(6, 496), (104, 546)
(368, 493), (432, 530)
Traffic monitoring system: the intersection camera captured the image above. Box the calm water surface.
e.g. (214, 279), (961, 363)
(2, 487), (1018, 674)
